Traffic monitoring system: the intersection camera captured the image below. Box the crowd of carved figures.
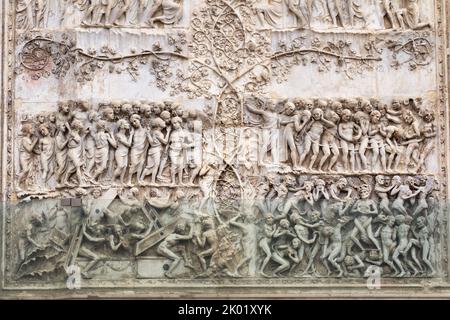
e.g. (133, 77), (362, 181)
(17, 96), (437, 192)
(8, 0), (445, 286)
(16, 0), (430, 31)
(255, 0), (430, 30)
(244, 96), (437, 174)
(15, 172), (442, 279)
(17, 100), (213, 190)
(16, 0), (185, 29)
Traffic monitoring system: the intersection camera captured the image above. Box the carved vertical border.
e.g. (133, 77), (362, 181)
(2, 0), (15, 293)
(441, 0), (450, 282)
(435, 0), (450, 281)
(0, 0), (5, 293)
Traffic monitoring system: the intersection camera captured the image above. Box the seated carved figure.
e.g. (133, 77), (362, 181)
(396, 0), (430, 30)
(148, 0), (184, 26)
(255, 0), (284, 27)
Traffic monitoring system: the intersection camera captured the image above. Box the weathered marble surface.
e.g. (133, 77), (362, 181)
(1, 0), (450, 298)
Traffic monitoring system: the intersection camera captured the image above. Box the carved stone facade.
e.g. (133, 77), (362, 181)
(1, 0), (450, 298)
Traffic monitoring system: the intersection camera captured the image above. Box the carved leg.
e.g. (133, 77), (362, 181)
(366, 224), (381, 251)
(319, 143), (331, 171)
(328, 245), (343, 277)
(340, 141), (349, 171)
(302, 243), (319, 275)
(421, 242), (436, 276)
(359, 138), (369, 171)
(350, 227), (365, 251)
(298, 136), (312, 168)
(382, 244), (397, 274)
(272, 252), (290, 277)
(308, 141), (320, 170)
(393, 246), (406, 276)
(259, 240), (272, 277)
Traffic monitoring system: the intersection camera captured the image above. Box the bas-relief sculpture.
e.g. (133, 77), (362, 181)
(2, 0), (450, 297)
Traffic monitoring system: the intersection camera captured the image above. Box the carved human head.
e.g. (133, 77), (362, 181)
(152, 117), (166, 129)
(284, 175), (296, 187)
(402, 110), (414, 124)
(370, 98), (381, 110)
(21, 123), (34, 136)
(303, 181), (314, 192)
(290, 212), (301, 224)
(310, 211), (320, 222)
(48, 113), (56, 123)
(113, 224), (124, 236)
(36, 113), (46, 124)
(121, 103), (133, 115)
(361, 99), (372, 113)
(57, 121), (67, 133)
(265, 214), (274, 225)
(370, 110), (381, 124)
(171, 116), (183, 129)
(304, 99), (314, 111)
(96, 120), (107, 131)
(117, 119), (130, 131)
(88, 111), (99, 123)
(292, 98), (304, 109)
(391, 99), (401, 110)
(291, 238), (300, 249)
(130, 114), (142, 128)
(375, 175), (385, 185)
(312, 108), (323, 120)
(344, 256), (355, 266)
(112, 101), (122, 114)
(317, 99), (328, 110)
(395, 214), (406, 225)
(92, 224), (105, 235)
(30, 211), (44, 225)
(58, 101), (70, 114)
(359, 184), (372, 199)
(78, 100), (90, 112)
(140, 104), (152, 118)
(279, 219), (290, 229)
(406, 176), (417, 187)
(132, 101), (142, 114)
(92, 188), (102, 198)
(102, 107), (115, 121)
(330, 100), (342, 112)
(39, 124), (49, 137)
(175, 223), (186, 234)
(323, 226), (334, 237)
(153, 104), (162, 115)
(387, 215), (396, 227)
(416, 216), (426, 228)
(392, 175), (402, 186)
(284, 102), (296, 115)
(325, 110), (339, 123)
(315, 179), (325, 188)
(420, 109), (435, 123)
(336, 178), (348, 189)
(341, 109), (352, 121)
(161, 111), (172, 123)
